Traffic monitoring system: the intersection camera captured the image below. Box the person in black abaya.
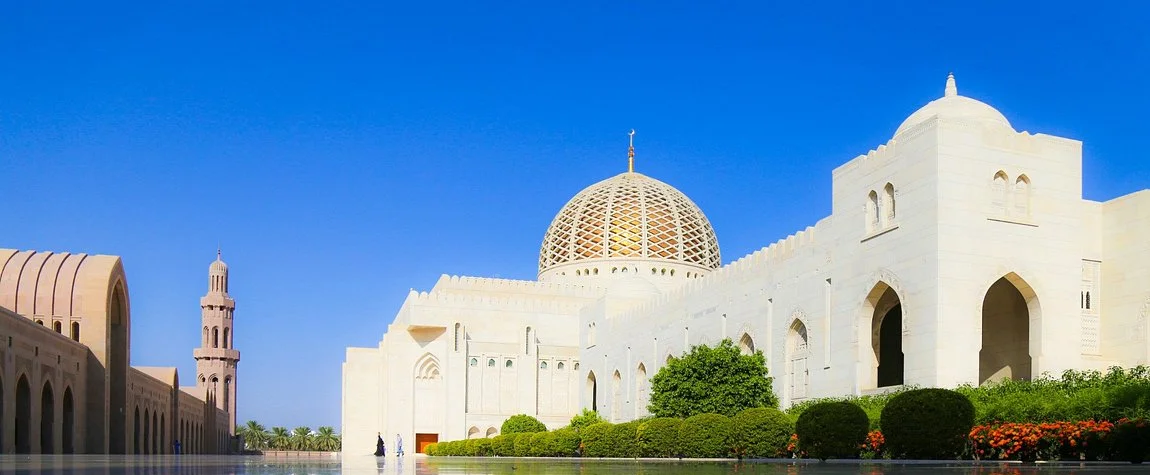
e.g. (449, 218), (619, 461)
(374, 432), (386, 456)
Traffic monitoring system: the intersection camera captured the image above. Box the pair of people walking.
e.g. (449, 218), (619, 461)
(374, 432), (404, 456)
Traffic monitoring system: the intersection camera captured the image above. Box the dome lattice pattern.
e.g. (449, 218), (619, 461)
(539, 172), (721, 273)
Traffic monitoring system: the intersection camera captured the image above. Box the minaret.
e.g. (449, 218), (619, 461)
(193, 247), (240, 435)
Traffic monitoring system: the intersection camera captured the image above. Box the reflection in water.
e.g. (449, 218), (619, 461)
(0, 456), (1138, 475)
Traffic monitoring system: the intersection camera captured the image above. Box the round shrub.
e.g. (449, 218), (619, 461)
(731, 407), (794, 458)
(604, 421), (640, 458)
(638, 417), (683, 457)
(549, 428), (582, 457)
(502, 414), (547, 434)
(678, 413), (733, 458)
(880, 388), (975, 459)
(581, 422), (614, 457)
(795, 401), (868, 461)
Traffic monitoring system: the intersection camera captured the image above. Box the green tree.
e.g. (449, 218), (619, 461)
(239, 420), (270, 451)
(501, 414), (547, 434)
(269, 427), (291, 450)
(314, 426), (340, 451)
(649, 339), (778, 418)
(291, 427), (313, 450)
(568, 409), (606, 431)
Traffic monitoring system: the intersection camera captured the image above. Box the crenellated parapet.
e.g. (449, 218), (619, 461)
(612, 218), (830, 321)
(396, 274), (604, 315)
(433, 274), (605, 298)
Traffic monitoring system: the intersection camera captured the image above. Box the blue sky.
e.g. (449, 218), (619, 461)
(2, 2), (1147, 430)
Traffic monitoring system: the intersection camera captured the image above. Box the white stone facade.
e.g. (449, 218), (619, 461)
(341, 74), (1150, 455)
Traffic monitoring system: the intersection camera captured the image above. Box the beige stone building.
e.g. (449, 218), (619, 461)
(342, 74), (1150, 455)
(0, 248), (238, 454)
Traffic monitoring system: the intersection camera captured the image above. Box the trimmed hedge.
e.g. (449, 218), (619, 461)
(678, 413), (732, 458)
(731, 407), (793, 458)
(795, 401), (869, 461)
(638, 417), (682, 457)
(881, 388), (974, 459)
(580, 422), (614, 457)
(501, 414), (547, 434)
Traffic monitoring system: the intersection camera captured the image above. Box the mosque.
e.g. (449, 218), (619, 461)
(341, 74), (1150, 455)
(0, 248), (240, 454)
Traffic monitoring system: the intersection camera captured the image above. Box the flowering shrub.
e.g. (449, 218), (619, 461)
(860, 430), (886, 459)
(968, 420), (1116, 461)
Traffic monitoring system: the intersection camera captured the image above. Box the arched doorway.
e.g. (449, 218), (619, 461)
(862, 283), (904, 389)
(15, 375), (31, 453)
(152, 411), (158, 454)
(738, 333), (755, 355)
(0, 374), (4, 452)
(980, 275), (1035, 384)
(160, 414), (165, 455)
(787, 320), (810, 401)
(41, 382), (54, 454)
(635, 363), (648, 418)
(611, 370), (622, 421)
(585, 371), (597, 412)
(143, 409), (150, 454)
(133, 406), (140, 454)
(63, 387), (74, 453)
(108, 284), (129, 454)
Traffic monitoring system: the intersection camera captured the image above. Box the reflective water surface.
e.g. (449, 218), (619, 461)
(0, 456), (1144, 475)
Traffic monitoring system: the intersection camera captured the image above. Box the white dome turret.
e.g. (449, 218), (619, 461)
(893, 73), (1014, 138)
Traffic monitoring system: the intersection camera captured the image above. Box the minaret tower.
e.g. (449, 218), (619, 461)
(194, 247), (240, 434)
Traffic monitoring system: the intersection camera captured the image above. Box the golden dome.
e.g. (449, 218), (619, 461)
(538, 171), (721, 274)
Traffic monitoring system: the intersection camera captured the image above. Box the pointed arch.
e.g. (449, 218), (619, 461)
(15, 373), (31, 453)
(144, 408), (151, 454)
(635, 362), (649, 418)
(1014, 174), (1031, 216)
(738, 333), (755, 355)
(786, 318), (810, 401)
(485, 427), (498, 438)
(866, 190), (880, 231)
(40, 380), (55, 453)
(133, 406), (141, 454)
(861, 281), (904, 389)
(414, 353), (442, 380)
(611, 370), (622, 422)
(992, 170), (1009, 211)
(979, 272), (1042, 385)
(585, 371), (598, 413)
(212, 327), (219, 348)
(467, 426), (480, 439)
(223, 327), (230, 349)
(883, 182), (896, 224)
(62, 386), (74, 453)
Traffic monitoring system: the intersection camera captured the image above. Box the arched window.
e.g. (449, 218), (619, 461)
(487, 358), (496, 367)
(505, 359), (514, 369)
(738, 333), (755, 355)
(525, 327), (533, 355)
(454, 323), (461, 352)
(71, 322), (80, 341)
(223, 328), (230, 349)
(574, 362), (580, 371)
(992, 171), (1009, 212)
(470, 358), (478, 367)
(54, 321), (62, 333)
(212, 327), (219, 348)
(1014, 175), (1031, 216)
(540, 361), (548, 370)
(883, 183), (896, 224)
(557, 362), (565, 370)
(202, 326), (208, 346)
(867, 190), (880, 231)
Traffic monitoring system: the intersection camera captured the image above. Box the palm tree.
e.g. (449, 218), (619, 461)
(269, 427), (291, 450)
(290, 426), (313, 451)
(241, 421), (270, 451)
(314, 426), (339, 451)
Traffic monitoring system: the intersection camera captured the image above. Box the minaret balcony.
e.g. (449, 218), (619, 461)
(200, 295), (236, 308)
(193, 347), (241, 362)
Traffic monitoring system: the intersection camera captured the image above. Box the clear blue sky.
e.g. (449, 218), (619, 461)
(2, 2), (1147, 430)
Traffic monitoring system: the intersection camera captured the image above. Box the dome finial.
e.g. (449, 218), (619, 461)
(628, 129), (636, 173)
(945, 72), (957, 97)
(217, 243), (222, 261)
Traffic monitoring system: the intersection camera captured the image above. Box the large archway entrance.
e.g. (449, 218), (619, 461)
(15, 375), (31, 453)
(980, 275), (1035, 385)
(41, 382), (54, 454)
(585, 371), (597, 412)
(863, 283), (904, 389)
(108, 284), (129, 454)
